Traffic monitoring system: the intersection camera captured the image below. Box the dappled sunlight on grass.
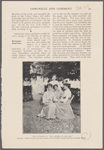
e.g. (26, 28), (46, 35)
(23, 94), (81, 133)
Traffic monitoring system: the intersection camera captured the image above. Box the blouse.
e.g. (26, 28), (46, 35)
(43, 90), (54, 103)
(60, 89), (71, 103)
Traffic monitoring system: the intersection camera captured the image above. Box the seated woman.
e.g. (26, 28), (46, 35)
(37, 84), (56, 119)
(56, 82), (75, 120)
(53, 84), (63, 102)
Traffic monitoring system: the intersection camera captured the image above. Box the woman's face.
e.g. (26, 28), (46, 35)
(47, 85), (52, 91)
(54, 85), (58, 91)
(52, 75), (56, 80)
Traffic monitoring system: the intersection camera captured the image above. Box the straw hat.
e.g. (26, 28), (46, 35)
(63, 78), (71, 85)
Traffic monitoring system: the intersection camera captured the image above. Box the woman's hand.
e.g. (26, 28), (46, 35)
(60, 99), (64, 103)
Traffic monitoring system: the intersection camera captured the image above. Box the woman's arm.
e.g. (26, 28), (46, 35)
(60, 90), (71, 103)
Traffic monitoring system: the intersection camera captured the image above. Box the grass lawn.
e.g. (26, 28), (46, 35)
(23, 93), (81, 133)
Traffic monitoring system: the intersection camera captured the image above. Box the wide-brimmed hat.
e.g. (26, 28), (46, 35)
(63, 79), (71, 85)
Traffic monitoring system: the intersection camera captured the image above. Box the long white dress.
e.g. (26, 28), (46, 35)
(38, 90), (56, 119)
(31, 78), (36, 99)
(56, 88), (75, 119)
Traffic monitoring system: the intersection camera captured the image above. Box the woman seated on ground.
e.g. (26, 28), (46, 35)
(56, 82), (75, 120)
(37, 84), (56, 120)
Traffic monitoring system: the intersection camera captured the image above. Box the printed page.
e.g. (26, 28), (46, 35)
(2, 1), (103, 148)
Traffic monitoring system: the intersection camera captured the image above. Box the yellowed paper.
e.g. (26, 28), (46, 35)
(2, 1), (103, 148)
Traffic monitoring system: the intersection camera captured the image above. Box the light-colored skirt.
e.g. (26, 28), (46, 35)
(38, 101), (56, 119)
(56, 100), (75, 119)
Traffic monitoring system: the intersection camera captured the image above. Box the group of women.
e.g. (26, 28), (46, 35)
(37, 75), (75, 120)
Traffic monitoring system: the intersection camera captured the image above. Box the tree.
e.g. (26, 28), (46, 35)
(31, 61), (80, 80)
(23, 62), (33, 80)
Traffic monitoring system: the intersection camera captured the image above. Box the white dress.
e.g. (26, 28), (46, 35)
(38, 90), (56, 119)
(60, 89), (71, 103)
(31, 79), (36, 99)
(56, 88), (75, 119)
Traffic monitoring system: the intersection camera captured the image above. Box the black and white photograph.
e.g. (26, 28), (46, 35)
(23, 61), (80, 133)
(2, 1), (103, 148)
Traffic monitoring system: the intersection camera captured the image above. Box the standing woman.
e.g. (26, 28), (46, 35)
(43, 77), (49, 92)
(31, 77), (36, 99)
(56, 82), (75, 120)
(49, 74), (61, 91)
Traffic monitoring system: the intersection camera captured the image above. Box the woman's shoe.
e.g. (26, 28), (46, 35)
(37, 114), (41, 117)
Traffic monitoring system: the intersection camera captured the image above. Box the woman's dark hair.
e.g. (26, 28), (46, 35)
(47, 83), (52, 88)
(53, 84), (58, 89)
(48, 79), (51, 83)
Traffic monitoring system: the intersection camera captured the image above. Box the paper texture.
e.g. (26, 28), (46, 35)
(2, 1), (103, 148)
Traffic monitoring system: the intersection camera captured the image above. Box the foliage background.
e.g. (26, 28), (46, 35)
(23, 61), (80, 81)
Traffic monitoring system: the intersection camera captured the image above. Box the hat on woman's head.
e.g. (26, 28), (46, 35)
(63, 78), (70, 84)
(63, 79), (71, 88)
